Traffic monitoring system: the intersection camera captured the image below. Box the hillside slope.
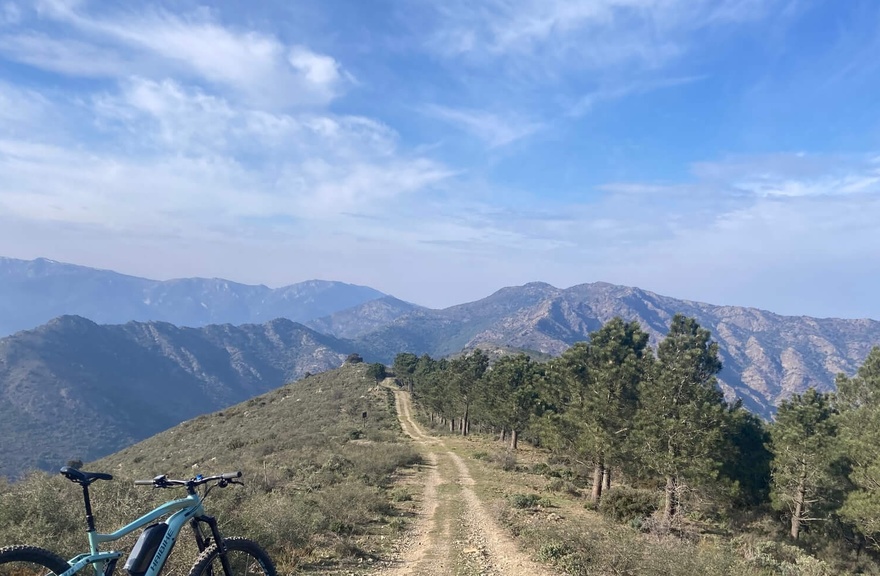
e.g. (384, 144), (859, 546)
(0, 315), (353, 477)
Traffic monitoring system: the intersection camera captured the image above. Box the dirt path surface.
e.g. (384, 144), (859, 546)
(376, 389), (558, 576)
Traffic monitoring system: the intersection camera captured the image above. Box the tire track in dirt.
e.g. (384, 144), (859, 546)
(377, 388), (558, 576)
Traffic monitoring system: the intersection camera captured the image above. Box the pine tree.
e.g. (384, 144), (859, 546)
(769, 388), (839, 540)
(552, 318), (649, 503)
(587, 318), (649, 501)
(719, 404), (772, 507)
(633, 314), (726, 523)
(482, 353), (540, 449)
(447, 350), (489, 435)
(393, 352), (419, 392)
(836, 347), (880, 545)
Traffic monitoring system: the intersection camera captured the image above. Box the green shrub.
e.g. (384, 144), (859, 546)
(538, 541), (572, 562)
(509, 493), (542, 509)
(598, 487), (659, 523)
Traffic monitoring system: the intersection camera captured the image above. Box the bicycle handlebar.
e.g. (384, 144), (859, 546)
(134, 471), (242, 489)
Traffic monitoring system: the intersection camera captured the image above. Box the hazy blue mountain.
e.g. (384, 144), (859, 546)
(0, 315), (353, 478)
(0, 257), (386, 336)
(305, 296), (424, 339)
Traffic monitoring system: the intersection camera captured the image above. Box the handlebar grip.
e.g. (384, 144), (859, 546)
(221, 471), (242, 480)
(134, 480), (154, 485)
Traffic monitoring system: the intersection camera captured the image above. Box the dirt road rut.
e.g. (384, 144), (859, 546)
(375, 390), (557, 576)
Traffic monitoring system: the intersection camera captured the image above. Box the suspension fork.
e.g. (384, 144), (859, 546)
(190, 516), (233, 576)
(190, 515), (226, 552)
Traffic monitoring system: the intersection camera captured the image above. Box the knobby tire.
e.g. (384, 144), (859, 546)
(0, 545), (71, 576)
(187, 537), (276, 576)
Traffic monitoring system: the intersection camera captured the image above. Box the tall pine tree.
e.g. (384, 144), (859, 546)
(836, 347), (880, 546)
(482, 353), (540, 449)
(634, 314), (726, 522)
(770, 388), (839, 540)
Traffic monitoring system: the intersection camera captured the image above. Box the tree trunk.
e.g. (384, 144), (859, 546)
(603, 467), (611, 490)
(791, 473), (807, 540)
(509, 429), (519, 450)
(663, 475), (677, 523)
(462, 406), (469, 436)
(449, 418), (455, 432)
(499, 428), (506, 442)
(591, 459), (605, 503)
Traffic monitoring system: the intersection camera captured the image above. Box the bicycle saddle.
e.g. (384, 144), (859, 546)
(60, 466), (114, 485)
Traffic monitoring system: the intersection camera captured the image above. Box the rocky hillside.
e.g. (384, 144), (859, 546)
(0, 257), (386, 336)
(0, 315), (353, 477)
(354, 282), (880, 416)
(305, 296), (422, 339)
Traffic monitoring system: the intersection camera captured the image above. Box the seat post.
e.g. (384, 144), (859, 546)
(81, 483), (97, 532)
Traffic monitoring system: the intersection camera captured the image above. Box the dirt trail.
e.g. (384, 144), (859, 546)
(376, 389), (558, 576)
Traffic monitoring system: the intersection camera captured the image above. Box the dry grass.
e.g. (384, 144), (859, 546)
(0, 365), (421, 575)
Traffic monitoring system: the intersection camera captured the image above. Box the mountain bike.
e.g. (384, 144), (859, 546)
(0, 466), (276, 576)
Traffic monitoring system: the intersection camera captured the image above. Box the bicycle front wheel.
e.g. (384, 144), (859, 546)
(187, 538), (275, 576)
(0, 545), (71, 576)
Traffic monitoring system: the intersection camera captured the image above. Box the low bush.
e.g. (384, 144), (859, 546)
(509, 493), (544, 509)
(598, 487), (660, 523)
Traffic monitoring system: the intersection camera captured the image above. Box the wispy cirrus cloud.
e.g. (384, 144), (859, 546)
(567, 74), (705, 116)
(0, 32), (132, 76)
(3, 0), (349, 107)
(422, 104), (545, 147)
(425, 0), (782, 70)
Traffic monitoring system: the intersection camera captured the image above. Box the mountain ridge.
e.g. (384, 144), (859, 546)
(0, 256), (388, 336)
(352, 281), (880, 416)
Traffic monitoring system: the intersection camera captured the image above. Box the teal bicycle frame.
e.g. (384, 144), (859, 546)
(63, 491), (205, 576)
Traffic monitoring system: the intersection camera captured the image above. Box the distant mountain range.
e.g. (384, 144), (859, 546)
(0, 257), (386, 336)
(1, 257), (879, 478)
(0, 315), (353, 477)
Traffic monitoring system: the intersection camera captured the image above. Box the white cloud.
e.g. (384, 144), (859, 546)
(423, 104), (544, 147)
(288, 46), (343, 87)
(426, 0), (781, 70)
(15, 0), (348, 107)
(0, 79), (452, 234)
(0, 32), (131, 76)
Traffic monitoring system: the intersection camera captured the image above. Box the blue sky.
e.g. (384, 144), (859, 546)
(1, 0), (879, 318)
